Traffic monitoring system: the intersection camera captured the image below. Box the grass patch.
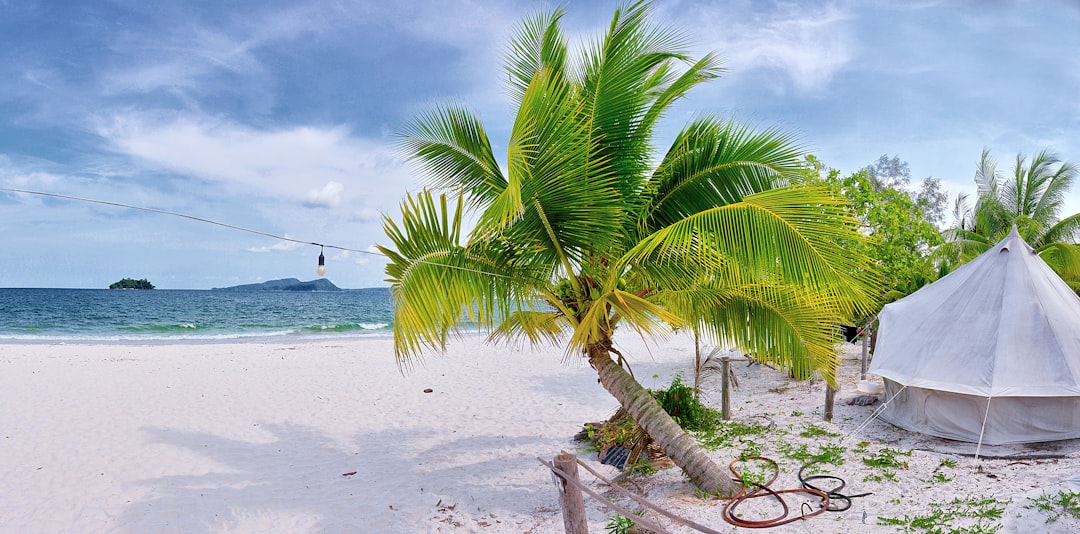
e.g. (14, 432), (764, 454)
(862, 447), (912, 484)
(695, 420), (774, 452)
(777, 439), (847, 466)
(799, 423), (840, 439)
(878, 496), (1008, 533)
(1028, 489), (1080, 523)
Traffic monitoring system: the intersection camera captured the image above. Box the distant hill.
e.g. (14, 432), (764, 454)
(212, 278), (342, 291)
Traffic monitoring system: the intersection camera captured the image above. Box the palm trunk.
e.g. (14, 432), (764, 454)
(587, 344), (739, 496)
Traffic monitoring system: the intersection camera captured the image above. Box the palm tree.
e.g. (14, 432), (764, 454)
(378, 1), (877, 495)
(942, 148), (1080, 288)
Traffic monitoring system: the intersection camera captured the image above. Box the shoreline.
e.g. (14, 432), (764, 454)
(3, 335), (1080, 533)
(0, 330), (396, 347)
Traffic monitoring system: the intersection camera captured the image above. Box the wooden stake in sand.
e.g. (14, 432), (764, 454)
(553, 454), (588, 534)
(720, 357), (732, 420)
(824, 384), (837, 422)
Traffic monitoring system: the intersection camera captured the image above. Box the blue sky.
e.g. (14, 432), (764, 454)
(1, 0), (1078, 289)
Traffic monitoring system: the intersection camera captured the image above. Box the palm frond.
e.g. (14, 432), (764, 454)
(625, 185), (878, 313)
(568, 287), (685, 353)
(488, 310), (569, 346)
(661, 284), (845, 384)
(1039, 242), (1080, 284)
(504, 8), (568, 106)
(1043, 212), (1080, 246)
(639, 118), (804, 235)
(379, 191), (531, 365)
(398, 103), (505, 210)
(580, 0), (695, 196)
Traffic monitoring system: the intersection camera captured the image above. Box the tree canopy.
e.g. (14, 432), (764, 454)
(806, 156), (942, 306)
(379, 1), (877, 494)
(942, 148), (1080, 290)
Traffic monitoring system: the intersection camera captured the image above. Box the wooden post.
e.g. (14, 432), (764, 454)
(860, 325), (870, 380)
(824, 384), (836, 422)
(721, 357), (732, 420)
(554, 454), (588, 534)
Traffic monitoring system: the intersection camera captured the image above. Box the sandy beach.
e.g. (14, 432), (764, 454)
(3, 334), (1080, 533)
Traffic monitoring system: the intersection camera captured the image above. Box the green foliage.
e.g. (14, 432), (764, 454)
(694, 420), (775, 452)
(581, 375), (723, 463)
(798, 423), (840, 439)
(776, 440), (846, 466)
(921, 459), (957, 483)
(383, 0), (879, 494)
(605, 510), (643, 534)
(877, 496), (1008, 533)
(862, 447), (912, 469)
(1028, 490), (1080, 523)
(862, 447), (912, 484)
(626, 459), (657, 478)
(109, 278), (155, 290)
(803, 155), (942, 305)
(655, 375), (716, 431)
(941, 148), (1080, 292)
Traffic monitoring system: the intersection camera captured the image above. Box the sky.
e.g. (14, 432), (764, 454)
(1, 0), (1078, 289)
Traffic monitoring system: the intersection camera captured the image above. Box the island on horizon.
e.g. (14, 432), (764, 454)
(211, 277), (341, 292)
(109, 278), (155, 290)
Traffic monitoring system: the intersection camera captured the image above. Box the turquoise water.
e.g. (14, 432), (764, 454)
(0, 288), (394, 343)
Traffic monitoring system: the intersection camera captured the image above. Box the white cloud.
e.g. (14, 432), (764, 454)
(305, 181), (345, 207)
(672, 1), (855, 94)
(351, 207), (382, 223)
(95, 111), (410, 209)
(247, 239), (303, 253)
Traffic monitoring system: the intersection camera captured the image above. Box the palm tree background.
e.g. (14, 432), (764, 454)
(942, 148), (1080, 290)
(379, 1), (877, 495)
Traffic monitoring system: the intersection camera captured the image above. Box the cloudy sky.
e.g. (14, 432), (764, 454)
(1, 0), (1078, 289)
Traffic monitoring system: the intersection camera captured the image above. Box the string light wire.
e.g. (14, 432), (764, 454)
(0, 187), (513, 279)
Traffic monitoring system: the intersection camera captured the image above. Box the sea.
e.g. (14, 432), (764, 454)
(0, 287), (394, 344)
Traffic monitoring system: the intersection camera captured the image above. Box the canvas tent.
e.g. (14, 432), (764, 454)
(869, 227), (1080, 446)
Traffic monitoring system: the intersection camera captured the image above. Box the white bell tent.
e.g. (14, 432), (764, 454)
(869, 227), (1080, 448)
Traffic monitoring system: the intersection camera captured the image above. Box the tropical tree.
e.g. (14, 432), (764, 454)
(378, 1), (877, 495)
(805, 156), (942, 304)
(942, 148), (1080, 289)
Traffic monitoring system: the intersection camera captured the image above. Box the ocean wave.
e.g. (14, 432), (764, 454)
(299, 322), (391, 333)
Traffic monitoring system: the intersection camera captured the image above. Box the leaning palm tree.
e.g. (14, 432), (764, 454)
(942, 148), (1080, 288)
(379, 1), (877, 495)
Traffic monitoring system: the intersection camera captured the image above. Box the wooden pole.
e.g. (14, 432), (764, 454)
(554, 454), (588, 534)
(824, 384), (836, 422)
(860, 325), (870, 380)
(721, 357), (732, 420)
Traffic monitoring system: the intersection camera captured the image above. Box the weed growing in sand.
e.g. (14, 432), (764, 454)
(777, 440), (846, 466)
(877, 495), (1008, 533)
(1028, 489), (1080, 523)
(862, 447), (911, 484)
(799, 423), (840, 439)
(626, 459), (657, 478)
(604, 510), (643, 534)
(920, 459), (957, 484)
(655, 375), (719, 431)
(738, 441), (765, 459)
(734, 458), (773, 488)
(862, 447), (912, 469)
(694, 420), (773, 451)
(921, 472), (954, 484)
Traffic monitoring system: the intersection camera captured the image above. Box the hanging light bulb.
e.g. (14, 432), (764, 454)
(317, 246), (326, 277)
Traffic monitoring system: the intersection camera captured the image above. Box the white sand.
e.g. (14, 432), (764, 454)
(3, 334), (1080, 533)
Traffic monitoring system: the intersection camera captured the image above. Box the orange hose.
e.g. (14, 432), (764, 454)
(721, 456), (830, 528)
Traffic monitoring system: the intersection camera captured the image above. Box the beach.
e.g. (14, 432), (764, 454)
(3, 334), (1080, 533)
